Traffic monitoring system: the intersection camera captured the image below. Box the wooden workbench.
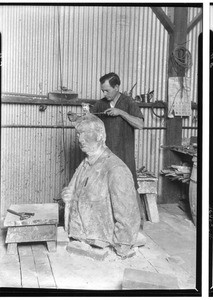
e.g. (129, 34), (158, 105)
(4, 203), (59, 254)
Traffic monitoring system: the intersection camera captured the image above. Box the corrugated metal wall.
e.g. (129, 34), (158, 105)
(0, 5), (168, 101)
(1, 104), (84, 214)
(0, 6), (201, 217)
(1, 103), (166, 215)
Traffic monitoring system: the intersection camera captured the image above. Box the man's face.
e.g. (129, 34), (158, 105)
(76, 126), (99, 154)
(101, 80), (119, 101)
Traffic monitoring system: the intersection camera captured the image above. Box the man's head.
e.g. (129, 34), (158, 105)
(99, 72), (121, 101)
(75, 113), (106, 155)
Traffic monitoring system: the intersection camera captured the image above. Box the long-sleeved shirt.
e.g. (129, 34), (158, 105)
(64, 147), (141, 250)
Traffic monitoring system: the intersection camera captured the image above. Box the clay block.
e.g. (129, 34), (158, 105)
(122, 269), (179, 289)
(66, 240), (108, 261)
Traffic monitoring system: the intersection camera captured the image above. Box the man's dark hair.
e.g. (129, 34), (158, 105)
(99, 72), (121, 88)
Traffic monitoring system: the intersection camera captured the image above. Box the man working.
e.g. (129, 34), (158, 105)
(91, 72), (144, 189)
(61, 114), (141, 258)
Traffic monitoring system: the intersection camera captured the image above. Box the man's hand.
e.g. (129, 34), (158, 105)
(104, 107), (143, 129)
(104, 108), (123, 116)
(61, 187), (72, 203)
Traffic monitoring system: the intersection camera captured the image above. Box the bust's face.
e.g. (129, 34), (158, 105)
(76, 126), (99, 154)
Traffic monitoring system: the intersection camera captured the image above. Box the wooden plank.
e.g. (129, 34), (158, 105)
(161, 7), (188, 204)
(1, 93), (170, 108)
(144, 194), (159, 223)
(187, 11), (202, 33)
(1, 94), (96, 106)
(18, 246), (39, 288)
(5, 225), (57, 243)
(35, 263), (56, 288)
(151, 7), (174, 34)
(18, 244), (33, 256)
(0, 255), (21, 287)
(159, 203), (189, 218)
(138, 234), (195, 289)
(31, 243), (56, 288)
(158, 209), (195, 235)
(7, 243), (17, 255)
(144, 222), (195, 255)
(31, 244), (49, 265)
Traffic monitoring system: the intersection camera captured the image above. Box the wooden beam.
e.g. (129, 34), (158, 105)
(1, 94), (96, 106)
(187, 11), (202, 33)
(151, 7), (174, 34)
(161, 7), (188, 204)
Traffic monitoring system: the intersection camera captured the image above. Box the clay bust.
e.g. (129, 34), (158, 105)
(61, 113), (140, 258)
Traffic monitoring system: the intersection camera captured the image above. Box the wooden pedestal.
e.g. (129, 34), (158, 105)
(4, 204), (58, 253)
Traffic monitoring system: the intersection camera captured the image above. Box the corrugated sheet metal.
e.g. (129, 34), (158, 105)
(0, 5), (168, 101)
(1, 103), (166, 216)
(182, 109), (198, 139)
(0, 6), (201, 217)
(1, 104), (85, 216)
(135, 107), (165, 198)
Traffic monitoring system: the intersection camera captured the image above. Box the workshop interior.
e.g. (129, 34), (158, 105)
(0, 4), (202, 295)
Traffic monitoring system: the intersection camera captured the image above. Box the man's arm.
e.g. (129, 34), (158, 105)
(104, 107), (143, 129)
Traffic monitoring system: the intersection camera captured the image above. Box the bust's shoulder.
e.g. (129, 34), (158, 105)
(102, 149), (129, 170)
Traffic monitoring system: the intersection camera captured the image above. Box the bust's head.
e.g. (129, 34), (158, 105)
(75, 113), (106, 154)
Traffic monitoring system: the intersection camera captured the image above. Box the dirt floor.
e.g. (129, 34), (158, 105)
(0, 203), (196, 291)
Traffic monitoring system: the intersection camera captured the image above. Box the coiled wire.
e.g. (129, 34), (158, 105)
(170, 45), (192, 73)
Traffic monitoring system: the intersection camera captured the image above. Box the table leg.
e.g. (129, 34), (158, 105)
(47, 241), (57, 252)
(7, 243), (18, 255)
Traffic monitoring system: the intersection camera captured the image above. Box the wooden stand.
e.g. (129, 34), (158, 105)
(4, 204), (59, 253)
(137, 177), (159, 223)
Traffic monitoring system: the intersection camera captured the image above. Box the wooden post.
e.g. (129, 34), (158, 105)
(161, 7), (188, 203)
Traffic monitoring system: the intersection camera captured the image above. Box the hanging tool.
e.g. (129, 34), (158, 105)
(129, 82), (137, 96)
(7, 209), (35, 220)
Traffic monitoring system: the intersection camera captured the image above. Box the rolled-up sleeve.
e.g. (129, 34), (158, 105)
(108, 165), (141, 247)
(128, 100), (144, 120)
